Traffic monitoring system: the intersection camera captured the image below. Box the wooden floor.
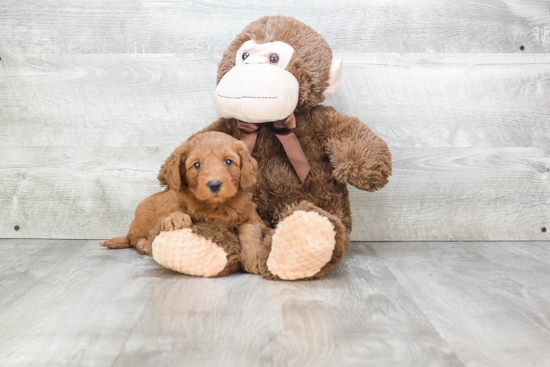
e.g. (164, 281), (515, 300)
(1, 239), (550, 367)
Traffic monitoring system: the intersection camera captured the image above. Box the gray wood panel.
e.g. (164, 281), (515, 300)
(330, 53), (550, 149)
(0, 0), (549, 54)
(0, 54), (221, 148)
(2, 239), (550, 366)
(473, 241), (550, 289)
(0, 239), (60, 309)
(0, 240), (466, 367)
(1, 146), (549, 240)
(113, 246), (464, 367)
(0, 146), (168, 239)
(1, 53), (549, 149)
(352, 146), (550, 241)
(0, 240), (163, 367)
(371, 241), (550, 367)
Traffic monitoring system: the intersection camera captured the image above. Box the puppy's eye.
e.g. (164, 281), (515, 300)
(224, 159), (233, 166)
(193, 162), (201, 169)
(269, 53), (279, 64)
(242, 52), (250, 60)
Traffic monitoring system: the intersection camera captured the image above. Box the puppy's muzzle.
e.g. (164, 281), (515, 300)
(207, 180), (223, 193)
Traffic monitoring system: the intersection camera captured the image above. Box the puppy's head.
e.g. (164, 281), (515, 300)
(166, 132), (258, 203)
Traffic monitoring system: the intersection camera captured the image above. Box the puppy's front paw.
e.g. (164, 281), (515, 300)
(161, 212), (193, 231)
(136, 238), (153, 256)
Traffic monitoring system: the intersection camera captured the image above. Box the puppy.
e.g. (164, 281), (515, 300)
(101, 131), (267, 273)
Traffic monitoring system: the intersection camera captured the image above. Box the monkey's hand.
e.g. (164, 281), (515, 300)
(313, 106), (392, 192)
(330, 153), (391, 192)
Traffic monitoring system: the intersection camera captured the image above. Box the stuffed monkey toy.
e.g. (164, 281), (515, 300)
(154, 15), (392, 280)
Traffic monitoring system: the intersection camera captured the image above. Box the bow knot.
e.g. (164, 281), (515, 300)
(238, 114), (310, 183)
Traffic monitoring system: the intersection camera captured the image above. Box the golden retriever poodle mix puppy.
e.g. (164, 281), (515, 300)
(101, 131), (267, 276)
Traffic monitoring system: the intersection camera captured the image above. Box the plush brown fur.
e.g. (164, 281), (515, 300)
(190, 221), (242, 277)
(102, 132), (267, 273)
(158, 16), (392, 280)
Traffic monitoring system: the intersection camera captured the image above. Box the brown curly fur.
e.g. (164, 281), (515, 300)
(158, 16), (392, 280)
(102, 132), (267, 271)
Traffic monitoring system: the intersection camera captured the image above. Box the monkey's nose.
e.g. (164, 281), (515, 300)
(207, 180), (222, 192)
(243, 55), (267, 64)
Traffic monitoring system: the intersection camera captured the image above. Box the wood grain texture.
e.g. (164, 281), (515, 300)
(328, 53), (550, 149)
(281, 246), (463, 366)
(0, 54), (221, 148)
(371, 241), (550, 367)
(1, 53), (549, 149)
(3, 240), (550, 366)
(0, 240), (163, 367)
(0, 0), (549, 54)
(473, 241), (550, 290)
(0, 147), (169, 239)
(111, 275), (289, 366)
(0, 239), (61, 309)
(0, 239), (466, 367)
(351, 146), (550, 241)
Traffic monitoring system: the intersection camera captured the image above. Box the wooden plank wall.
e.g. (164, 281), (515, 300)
(1, 0), (549, 241)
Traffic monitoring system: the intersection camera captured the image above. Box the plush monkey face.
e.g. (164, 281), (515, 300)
(215, 20), (343, 124)
(216, 40), (299, 123)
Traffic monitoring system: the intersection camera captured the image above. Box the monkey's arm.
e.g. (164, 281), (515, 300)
(311, 106), (392, 192)
(157, 118), (239, 188)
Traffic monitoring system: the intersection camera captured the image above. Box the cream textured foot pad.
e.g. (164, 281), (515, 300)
(152, 229), (228, 277)
(267, 210), (336, 280)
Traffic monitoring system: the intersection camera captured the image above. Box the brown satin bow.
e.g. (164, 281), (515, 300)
(238, 114), (310, 183)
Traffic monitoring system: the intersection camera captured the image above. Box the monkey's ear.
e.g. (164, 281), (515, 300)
(324, 59), (342, 94)
(166, 142), (190, 192)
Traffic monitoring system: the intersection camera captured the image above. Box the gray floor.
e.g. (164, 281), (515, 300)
(1, 239), (549, 367)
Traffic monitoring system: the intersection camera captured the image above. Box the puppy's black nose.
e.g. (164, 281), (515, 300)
(207, 180), (222, 192)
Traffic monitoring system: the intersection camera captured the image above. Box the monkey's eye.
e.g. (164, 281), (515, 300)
(224, 159), (233, 166)
(242, 52), (250, 61)
(269, 53), (279, 64)
(193, 162), (201, 169)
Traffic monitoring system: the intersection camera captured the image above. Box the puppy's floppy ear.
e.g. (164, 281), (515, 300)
(166, 141), (190, 192)
(238, 142), (258, 191)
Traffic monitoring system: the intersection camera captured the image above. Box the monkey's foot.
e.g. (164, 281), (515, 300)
(152, 223), (240, 278)
(266, 209), (337, 280)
